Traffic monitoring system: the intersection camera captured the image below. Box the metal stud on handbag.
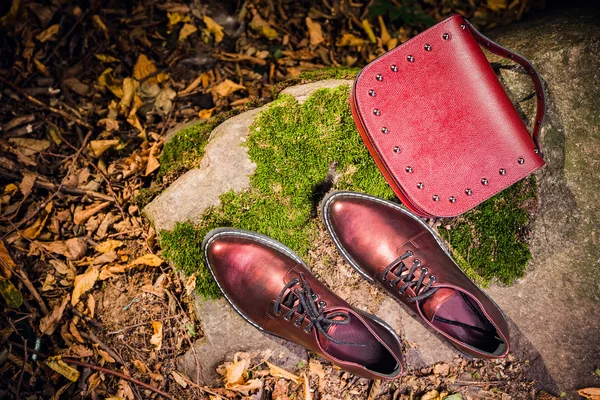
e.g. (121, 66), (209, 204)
(350, 14), (546, 218)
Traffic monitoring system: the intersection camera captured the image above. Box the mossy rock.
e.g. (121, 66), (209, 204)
(147, 79), (537, 299)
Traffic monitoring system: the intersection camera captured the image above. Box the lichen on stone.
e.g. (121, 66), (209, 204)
(160, 84), (537, 298)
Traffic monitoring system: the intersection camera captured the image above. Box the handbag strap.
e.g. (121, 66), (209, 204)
(465, 20), (546, 157)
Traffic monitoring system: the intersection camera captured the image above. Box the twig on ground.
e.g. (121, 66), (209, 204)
(0, 169), (115, 202)
(179, 374), (227, 400)
(69, 306), (102, 330)
(80, 330), (124, 365)
(0, 77), (92, 130)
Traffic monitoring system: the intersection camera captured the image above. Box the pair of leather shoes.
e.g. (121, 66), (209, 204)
(203, 191), (510, 380)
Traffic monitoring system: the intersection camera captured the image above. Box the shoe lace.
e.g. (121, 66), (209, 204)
(381, 250), (439, 302)
(273, 273), (363, 346)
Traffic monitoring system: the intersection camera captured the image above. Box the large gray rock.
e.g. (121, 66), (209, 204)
(147, 12), (600, 394)
(147, 80), (353, 385)
(485, 12), (600, 396)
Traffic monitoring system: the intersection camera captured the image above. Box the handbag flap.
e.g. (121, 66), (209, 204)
(352, 14), (544, 217)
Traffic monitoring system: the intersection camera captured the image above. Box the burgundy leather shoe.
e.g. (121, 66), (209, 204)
(202, 228), (405, 380)
(322, 191), (510, 359)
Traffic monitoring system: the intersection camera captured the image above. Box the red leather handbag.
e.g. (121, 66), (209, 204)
(351, 14), (546, 218)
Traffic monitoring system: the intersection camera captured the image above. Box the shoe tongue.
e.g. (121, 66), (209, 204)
(421, 288), (458, 321)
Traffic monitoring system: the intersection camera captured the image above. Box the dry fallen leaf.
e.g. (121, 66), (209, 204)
(132, 359), (148, 374)
(22, 202), (52, 239)
(95, 54), (119, 63)
(97, 68), (123, 98)
(117, 379), (135, 400)
(308, 360), (325, 379)
(212, 79), (246, 97)
(171, 371), (188, 388)
(39, 294), (69, 335)
(134, 54), (158, 84)
(266, 361), (300, 384)
(45, 356), (80, 382)
(38, 238), (88, 261)
(150, 320), (163, 350)
(578, 388), (600, 400)
(74, 201), (110, 225)
(0, 240), (16, 279)
(119, 77), (138, 113)
(92, 15), (108, 37)
(97, 349), (116, 363)
(95, 239), (124, 253)
(228, 379), (263, 396)
(19, 172), (36, 196)
(71, 266), (99, 305)
(222, 353), (250, 386)
(184, 273), (197, 296)
(378, 16), (391, 45)
(306, 18), (324, 46)
(421, 390), (440, 400)
(36, 24), (60, 42)
(0, 276), (23, 308)
(336, 33), (365, 47)
(179, 23), (197, 41)
(98, 264), (127, 280)
(9, 138), (50, 156)
(198, 108), (214, 119)
(368, 379), (381, 400)
(249, 11), (277, 40)
(41, 274), (56, 292)
(130, 253), (163, 267)
(89, 140), (119, 157)
(203, 15), (224, 43)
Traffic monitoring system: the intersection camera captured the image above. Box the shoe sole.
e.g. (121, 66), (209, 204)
(201, 227), (403, 349)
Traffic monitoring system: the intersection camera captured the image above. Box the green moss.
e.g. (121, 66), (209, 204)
(272, 67), (360, 97)
(160, 85), (537, 298)
(158, 68), (359, 186)
(439, 176), (537, 285)
(158, 121), (211, 179)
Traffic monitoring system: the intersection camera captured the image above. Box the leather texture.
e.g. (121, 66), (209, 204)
(351, 14), (545, 218)
(322, 191), (510, 359)
(202, 228), (405, 379)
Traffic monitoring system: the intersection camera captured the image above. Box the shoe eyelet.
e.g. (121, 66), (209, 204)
(430, 275), (437, 282)
(407, 250), (414, 257)
(312, 293), (319, 300)
(414, 259), (422, 267)
(294, 319), (302, 327)
(319, 301), (327, 308)
(389, 280), (396, 287)
(273, 309), (281, 317)
(283, 315), (292, 322)
(303, 327), (312, 334)
(421, 267), (429, 274)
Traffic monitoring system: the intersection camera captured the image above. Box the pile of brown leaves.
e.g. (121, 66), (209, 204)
(0, 0), (546, 398)
(185, 352), (537, 400)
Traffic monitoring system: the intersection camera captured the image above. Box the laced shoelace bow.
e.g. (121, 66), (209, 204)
(273, 273), (363, 346)
(381, 250), (439, 302)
